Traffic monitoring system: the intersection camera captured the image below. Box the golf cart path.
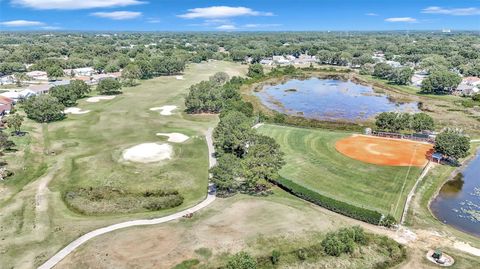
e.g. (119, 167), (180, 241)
(38, 128), (217, 269)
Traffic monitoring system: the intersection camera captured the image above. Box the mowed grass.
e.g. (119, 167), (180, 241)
(43, 61), (246, 214)
(0, 61), (247, 269)
(257, 124), (423, 220)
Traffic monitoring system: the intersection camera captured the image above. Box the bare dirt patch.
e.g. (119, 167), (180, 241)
(122, 143), (173, 163)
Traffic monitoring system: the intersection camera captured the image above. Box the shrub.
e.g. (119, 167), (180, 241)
(226, 251), (257, 269)
(275, 177), (388, 225)
(321, 234), (345, 257)
(296, 249), (308, 260)
(271, 250), (281, 264)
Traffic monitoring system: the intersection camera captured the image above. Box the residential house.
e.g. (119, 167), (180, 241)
(385, 60), (402, 68)
(294, 54), (316, 64)
(272, 55), (291, 65)
(27, 84), (52, 95)
(0, 75), (16, 85)
(26, 71), (48, 81)
(260, 59), (273, 65)
(0, 96), (14, 116)
(0, 91), (22, 102)
(49, 80), (71, 87)
(64, 67), (95, 77)
(90, 72), (121, 84)
(411, 71), (428, 88)
(456, 76), (480, 96)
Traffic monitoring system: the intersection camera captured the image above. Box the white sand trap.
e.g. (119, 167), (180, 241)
(149, 105), (178, 115)
(175, 75), (184, 80)
(156, 133), (189, 143)
(122, 143), (173, 163)
(86, 95), (116, 103)
(64, 107), (90, 115)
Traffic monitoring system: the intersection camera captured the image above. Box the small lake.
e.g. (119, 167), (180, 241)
(255, 78), (419, 122)
(430, 150), (480, 237)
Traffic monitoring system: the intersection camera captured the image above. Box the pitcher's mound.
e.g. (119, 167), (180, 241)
(335, 135), (433, 166)
(122, 143), (173, 163)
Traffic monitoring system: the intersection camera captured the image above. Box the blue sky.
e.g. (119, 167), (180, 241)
(0, 0), (479, 31)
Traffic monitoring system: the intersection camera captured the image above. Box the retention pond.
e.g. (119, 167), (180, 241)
(255, 77), (419, 122)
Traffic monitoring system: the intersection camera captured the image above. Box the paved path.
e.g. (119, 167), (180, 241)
(471, 139), (480, 143)
(400, 162), (433, 225)
(38, 131), (218, 269)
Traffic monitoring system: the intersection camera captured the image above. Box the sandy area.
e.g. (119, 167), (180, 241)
(156, 133), (189, 143)
(86, 96), (116, 103)
(175, 75), (184, 80)
(64, 107), (90, 115)
(149, 105), (178, 116)
(122, 143), (173, 163)
(453, 241), (480, 257)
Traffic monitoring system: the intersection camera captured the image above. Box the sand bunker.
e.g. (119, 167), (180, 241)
(122, 143), (173, 163)
(64, 107), (90, 115)
(86, 96), (116, 103)
(149, 105), (178, 115)
(156, 133), (189, 143)
(175, 75), (184, 80)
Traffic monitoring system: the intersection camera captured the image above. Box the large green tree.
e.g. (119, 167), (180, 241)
(69, 80), (91, 98)
(50, 85), (78, 107)
(247, 63), (264, 78)
(411, 113), (434, 132)
(213, 110), (253, 157)
(24, 95), (65, 123)
(46, 65), (64, 81)
(434, 130), (470, 161)
(97, 78), (122, 95)
(421, 70), (462, 94)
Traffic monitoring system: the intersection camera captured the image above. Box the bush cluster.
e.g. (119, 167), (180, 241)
(275, 177), (395, 226)
(321, 226), (367, 257)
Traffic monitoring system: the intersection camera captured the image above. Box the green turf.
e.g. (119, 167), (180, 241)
(257, 124), (423, 219)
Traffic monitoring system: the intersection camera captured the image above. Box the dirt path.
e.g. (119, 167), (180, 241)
(37, 131), (218, 269)
(400, 162), (433, 225)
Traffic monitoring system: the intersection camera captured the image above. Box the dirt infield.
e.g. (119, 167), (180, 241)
(335, 135), (433, 167)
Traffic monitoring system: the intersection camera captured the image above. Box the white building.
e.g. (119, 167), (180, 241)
(0, 75), (16, 85)
(26, 70), (48, 81)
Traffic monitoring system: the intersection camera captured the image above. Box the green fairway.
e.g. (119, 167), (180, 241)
(257, 124), (423, 220)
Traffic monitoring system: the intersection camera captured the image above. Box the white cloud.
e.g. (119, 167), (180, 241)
(147, 18), (161, 23)
(41, 26), (61, 30)
(422, 6), (480, 16)
(216, 24), (237, 30)
(178, 6), (273, 19)
(0, 20), (45, 27)
(12, 0), (145, 10)
(91, 11), (142, 20)
(365, 13), (378, 16)
(243, 23), (281, 28)
(385, 17), (417, 23)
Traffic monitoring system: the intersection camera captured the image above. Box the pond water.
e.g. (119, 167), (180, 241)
(255, 78), (419, 121)
(430, 150), (480, 237)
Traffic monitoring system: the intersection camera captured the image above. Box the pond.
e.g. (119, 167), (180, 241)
(255, 78), (419, 122)
(430, 150), (480, 237)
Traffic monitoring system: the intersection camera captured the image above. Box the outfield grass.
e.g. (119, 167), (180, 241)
(257, 124), (422, 220)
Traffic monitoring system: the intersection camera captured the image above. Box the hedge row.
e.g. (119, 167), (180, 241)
(275, 177), (387, 226)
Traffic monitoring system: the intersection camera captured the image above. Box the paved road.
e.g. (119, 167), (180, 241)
(38, 130), (218, 269)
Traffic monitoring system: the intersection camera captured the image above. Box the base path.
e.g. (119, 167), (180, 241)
(38, 130), (218, 269)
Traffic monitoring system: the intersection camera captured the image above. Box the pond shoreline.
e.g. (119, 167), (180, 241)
(429, 147), (480, 238)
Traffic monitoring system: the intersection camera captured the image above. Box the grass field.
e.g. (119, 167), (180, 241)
(0, 61), (247, 269)
(257, 124), (423, 220)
